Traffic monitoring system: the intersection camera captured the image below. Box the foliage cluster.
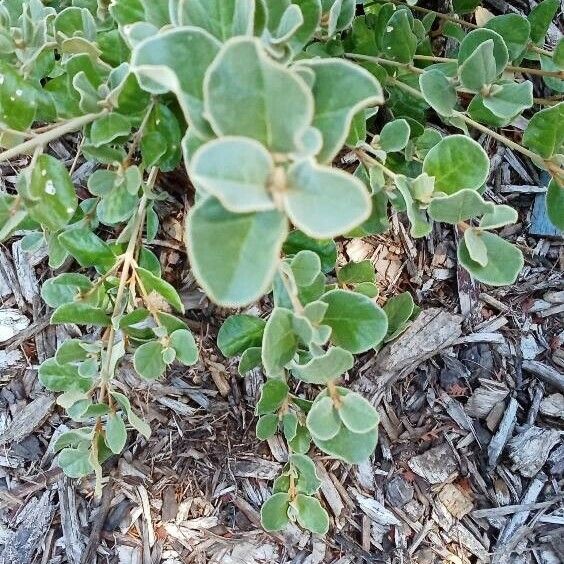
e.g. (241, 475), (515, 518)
(0, 0), (562, 533)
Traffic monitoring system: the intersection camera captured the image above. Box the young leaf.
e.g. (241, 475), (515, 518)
(218, 314), (266, 357)
(136, 267), (184, 313)
(90, 113), (131, 147)
(132, 27), (221, 137)
(261, 492), (290, 532)
(422, 135), (489, 194)
(291, 250), (322, 288)
(238, 347), (263, 375)
(482, 82), (533, 119)
(262, 308), (299, 378)
(133, 341), (166, 380)
(427, 190), (492, 224)
(41, 273), (93, 308)
(190, 137), (275, 213)
(379, 119), (410, 153)
(306, 396), (341, 441)
(256, 413), (279, 440)
(479, 205), (518, 229)
(256, 378), (290, 415)
(320, 289), (388, 353)
(457, 28), (509, 76)
(292, 347), (354, 384)
(464, 228), (489, 267)
(458, 39), (498, 92)
(458, 231), (524, 286)
(384, 292), (416, 341)
(58, 447), (93, 478)
(291, 454), (322, 495)
(285, 159), (371, 239)
(297, 58), (383, 162)
(187, 197), (287, 307)
(111, 391), (151, 439)
(337, 391), (379, 434)
(25, 154), (77, 232)
(204, 37), (313, 152)
(169, 329), (198, 366)
(105, 413), (127, 454)
(546, 179), (564, 231)
(419, 69), (457, 116)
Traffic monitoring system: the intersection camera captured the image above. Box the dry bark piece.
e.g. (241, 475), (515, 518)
(508, 426), (561, 477)
(466, 378), (510, 419)
(438, 483), (473, 519)
(0, 309), (29, 343)
(540, 393), (564, 420)
(0, 395), (54, 446)
(407, 444), (459, 484)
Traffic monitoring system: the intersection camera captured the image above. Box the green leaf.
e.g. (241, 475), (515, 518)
(51, 303), (111, 326)
(0, 64), (37, 130)
(187, 197), (287, 307)
(58, 447), (92, 478)
(178, 0), (255, 41)
(381, 9), (417, 64)
(337, 391), (379, 434)
(464, 228), (489, 267)
(59, 228), (117, 270)
(256, 378), (290, 415)
(482, 82), (533, 119)
(262, 308), (298, 377)
(111, 391), (152, 439)
(256, 413), (279, 440)
(218, 314), (266, 357)
(105, 413), (127, 454)
(133, 341), (166, 380)
(458, 29), (509, 76)
(136, 267), (184, 313)
(90, 113), (131, 147)
(141, 103), (182, 171)
(297, 58), (383, 162)
(41, 273), (92, 308)
(419, 69), (457, 116)
(394, 175), (432, 239)
(485, 14), (531, 61)
(379, 119), (410, 153)
(190, 137), (274, 213)
(458, 39), (498, 92)
(458, 230), (524, 285)
(428, 189), (492, 224)
(384, 292), (416, 341)
(293, 494), (329, 534)
(169, 329), (198, 366)
(289, 423), (312, 454)
(238, 347), (263, 375)
(479, 205), (518, 229)
(285, 159), (371, 239)
(546, 179), (564, 231)
(321, 289), (388, 353)
(132, 27), (221, 137)
(25, 154), (77, 232)
(291, 250), (322, 287)
(306, 396), (341, 440)
(205, 37), (313, 152)
(337, 260), (375, 285)
(422, 135), (489, 194)
(283, 230), (337, 273)
(528, 0), (559, 45)
(261, 492), (290, 532)
(452, 0), (481, 13)
(312, 423), (378, 464)
(56, 339), (88, 364)
(291, 453), (322, 495)
(522, 103), (564, 159)
(39, 358), (91, 393)
(291, 347), (354, 384)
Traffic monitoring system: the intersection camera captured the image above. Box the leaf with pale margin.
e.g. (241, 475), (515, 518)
(261, 492), (290, 531)
(111, 391), (152, 439)
(170, 329), (198, 365)
(291, 250), (322, 287)
(485, 14), (530, 61)
(293, 494), (329, 534)
(337, 391), (379, 434)
(51, 303), (111, 326)
(262, 308), (299, 378)
(423, 135), (489, 194)
(291, 453), (322, 495)
(320, 289), (388, 353)
(419, 69), (457, 116)
(41, 273), (92, 308)
(464, 228), (489, 267)
(187, 197), (287, 307)
(479, 205), (518, 229)
(285, 159), (371, 239)
(133, 341), (166, 380)
(204, 37), (313, 152)
(136, 267), (184, 313)
(291, 346), (354, 384)
(256, 413), (279, 440)
(190, 137), (275, 212)
(522, 103), (564, 159)
(458, 28), (509, 75)
(427, 189), (493, 224)
(312, 422), (378, 464)
(459, 230), (523, 285)
(177, 0), (255, 41)
(458, 39), (498, 92)
(394, 175), (432, 238)
(132, 27), (221, 137)
(256, 378), (290, 415)
(379, 119), (410, 153)
(306, 396), (341, 440)
(381, 8), (417, 64)
(297, 58), (383, 162)
(482, 82), (533, 119)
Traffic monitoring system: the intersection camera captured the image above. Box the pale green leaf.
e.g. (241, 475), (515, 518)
(337, 391), (379, 434)
(293, 494), (329, 534)
(419, 69), (457, 116)
(306, 396), (341, 440)
(312, 423), (378, 464)
(379, 119), (410, 153)
(256, 378), (290, 415)
(105, 413), (127, 454)
(291, 346), (354, 384)
(261, 492), (290, 532)
(458, 28), (509, 75)
(479, 205), (518, 229)
(485, 14), (531, 61)
(428, 189), (492, 223)
(169, 329), (198, 366)
(458, 39), (498, 91)
(133, 341), (166, 380)
(256, 413), (279, 440)
(262, 308), (298, 377)
(482, 82), (533, 119)
(522, 103), (564, 159)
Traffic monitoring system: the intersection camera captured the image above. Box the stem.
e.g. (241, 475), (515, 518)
(124, 100), (155, 165)
(413, 54), (564, 79)
(346, 52), (423, 74)
(356, 146), (398, 180)
(0, 110), (108, 163)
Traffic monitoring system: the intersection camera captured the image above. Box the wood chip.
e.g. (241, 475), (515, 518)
(0, 395), (54, 446)
(408, 444), (459, 484)
(508, 426), (561, 477)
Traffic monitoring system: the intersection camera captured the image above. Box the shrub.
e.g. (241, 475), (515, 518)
(0, 0), (562, 533)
